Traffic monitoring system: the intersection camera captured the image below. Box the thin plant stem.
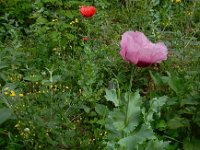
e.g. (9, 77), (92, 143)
(125, 65), (136, 131)
(129, 65), (136, 92)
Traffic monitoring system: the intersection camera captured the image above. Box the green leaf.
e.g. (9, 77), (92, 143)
(36, 16), (48, 24)
(161, 75), (182, 94)
(95, 103), (109, 116)
(180, 98), (199, 106)
(145, 96), (167, 123)
(105, 89), (119, 107)
(0, 108), (12, 124)
(194, 111), (200, 127)
(118, 124), (155, 150)
(183, 138), (200, 150)
(126, 91), (141, 121)
(81, 105), (90, 113)
(0, 65), (8, 70)
(24, 74), (43, 82)
(156, 120), (167, 130)
(167, 117), (190, 129)
(149, 71), (163, 85)
(144, 140), (170, 150)
(124, 91), (141, 132)
(106, 109), (125, 132)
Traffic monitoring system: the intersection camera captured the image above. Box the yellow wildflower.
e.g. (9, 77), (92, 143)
(10, 90), (16, 97)
(5, 87), (9, 91)
(175, 0), (181, 3)
(19, 93), (24, 97)
(75, 18), (79, 23)
(70, 21), (74, 25)
(15, 123), (20, 128)
(4, 92), (9, 95)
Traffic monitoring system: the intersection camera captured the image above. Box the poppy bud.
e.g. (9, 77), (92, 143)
(82, 37), (88, 42)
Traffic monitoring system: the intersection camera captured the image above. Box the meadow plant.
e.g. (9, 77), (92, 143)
(0, 0), (199, 149)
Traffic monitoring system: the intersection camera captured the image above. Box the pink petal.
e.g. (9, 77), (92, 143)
(120, 31), (168, 67)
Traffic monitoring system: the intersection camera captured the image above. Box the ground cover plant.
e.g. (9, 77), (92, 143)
(0, 0), (200, 149)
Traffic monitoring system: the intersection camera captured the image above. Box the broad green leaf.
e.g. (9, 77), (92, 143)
(0, 108), (12, 124)
(118, 124), (155, 150)
(167, 117), (190, 129)
(144, 140), (170, 150)
(124, 91), (141, 132)
(127, 91), (141, 121)
(105, 89), (119, 107)
(95, 103), (108, 116)
(106, 110), (125, 132)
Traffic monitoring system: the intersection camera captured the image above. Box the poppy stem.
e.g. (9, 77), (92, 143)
(124, 65), (136, 132)
(129, 65), (135, 92)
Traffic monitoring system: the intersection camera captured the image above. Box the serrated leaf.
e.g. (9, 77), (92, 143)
(145, 140), (170, 150)
(118, 124), (155, 150)
(145, 96), (167, 122)
(105, 89), (119, 107)
(0, 108), (12, 124)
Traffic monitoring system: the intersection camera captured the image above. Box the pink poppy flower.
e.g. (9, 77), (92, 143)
(120, 31), (168, 67)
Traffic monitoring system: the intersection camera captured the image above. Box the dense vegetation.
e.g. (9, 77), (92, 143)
(0, 0), (199, 149)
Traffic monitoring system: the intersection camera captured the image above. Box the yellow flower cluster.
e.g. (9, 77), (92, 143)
(70, 18), (79, 25)
(175, 0), (181, 3)
(3, 87), (24, 97)
(172, 0), (181, 3)
(15, 121), (31, 139)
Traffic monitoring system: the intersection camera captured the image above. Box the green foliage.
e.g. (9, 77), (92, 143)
(105, 90), (170, 149)
(0, 107), (12, 125)
(0, 0), (199, 149)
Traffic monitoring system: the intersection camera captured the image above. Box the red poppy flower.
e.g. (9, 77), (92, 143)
(80, 6), (96, 18)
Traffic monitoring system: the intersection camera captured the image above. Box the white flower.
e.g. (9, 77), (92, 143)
(24, 128), (30, 132)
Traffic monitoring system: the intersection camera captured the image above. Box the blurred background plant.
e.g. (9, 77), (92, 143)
(0, 0), (199, 149)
